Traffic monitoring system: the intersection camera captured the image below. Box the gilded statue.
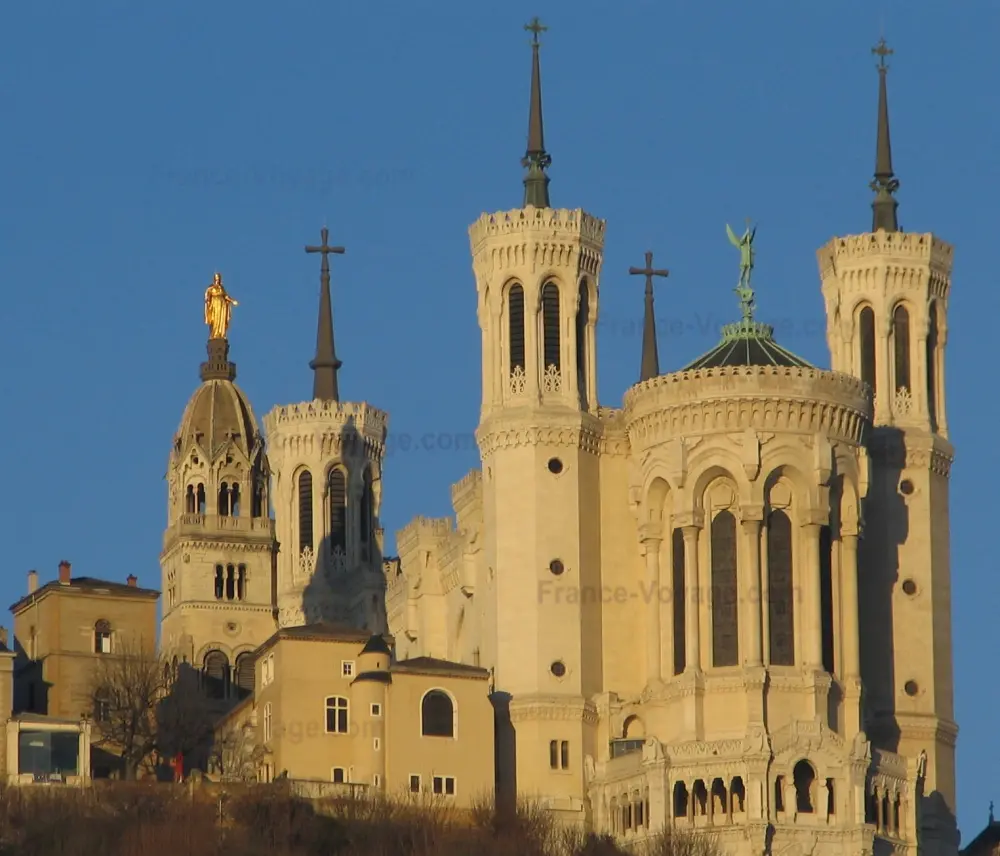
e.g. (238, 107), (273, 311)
(204, 272), (238, 339)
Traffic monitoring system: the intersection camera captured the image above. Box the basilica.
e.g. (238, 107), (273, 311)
(159, 26), (959, 856)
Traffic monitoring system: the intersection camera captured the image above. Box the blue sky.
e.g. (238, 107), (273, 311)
(1, 0), (997, 836)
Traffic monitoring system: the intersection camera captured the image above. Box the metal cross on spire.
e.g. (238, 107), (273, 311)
(629, 250), (670, 382)
(305, 227), (346, 402)
(525, 16), (547, 44)
(872, 36), (893, 70)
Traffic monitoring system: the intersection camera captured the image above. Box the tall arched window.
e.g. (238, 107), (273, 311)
(671, 528), (686, 675)
(235, 653), (254, 697)
(359, 467), (374, 559)
(214, 565), (224, 599)
(576, 281), (589, 408)
(94, 620), (112, 654)
(328, 468), (347, 553)
(251, 480), (264, 518)
(185, 485), (195, 513)
(767, 510), (795, 666)
(218, 482), (230, 516)
(927, 302), (939, 430)
(793, 760), (816, 813)
(711, 510), (739, 667)
(893, 304), (911, 392)
(230, 483), (240, 516)
(820, 525), (835, 674)
(508, 284), (525, 375)
(203, 650), (230, 700)
(298, 470), (314, 553)
(196, 483), (206, 515)
(859, 306), (876, 396)
(541, 282), (561, 372)
(420, 690), (455, 737)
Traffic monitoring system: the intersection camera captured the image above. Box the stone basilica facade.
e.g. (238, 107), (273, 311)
(159, 31), (958, 856)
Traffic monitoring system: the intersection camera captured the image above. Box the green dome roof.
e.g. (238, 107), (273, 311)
(682, 319), (814, 371)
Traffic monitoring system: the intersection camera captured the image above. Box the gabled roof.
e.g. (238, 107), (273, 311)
(254, 622), (396, 657)
(10, 576), (160, 614)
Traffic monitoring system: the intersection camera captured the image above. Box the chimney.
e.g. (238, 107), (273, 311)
(127, 574), (137, 587)
(27, 570), (38, 594)
(0, 627), (8, 648)
(58, 561), (71, 585)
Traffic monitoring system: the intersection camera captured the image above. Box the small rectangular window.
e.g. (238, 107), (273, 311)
(409, 774), (421, 793)
(433, 776), (443, 794)
(341, 661), (355, 678)
(370, 703), (382, 717)
(549, 740), (558, 769)
(560, 741), (569, 770)
(373, 737), (381, 751)
(332, 767), (346, 783)
(432, 776), (455, 796)
(373, 774), (381, 787)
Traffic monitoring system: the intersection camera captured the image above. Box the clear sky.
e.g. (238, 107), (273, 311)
(1, 0), (997, 838)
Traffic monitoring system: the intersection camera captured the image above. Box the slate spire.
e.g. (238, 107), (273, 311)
(305, 227), (346, 402)
(522, 17), (551, 208)
(871, 37), (900, 232)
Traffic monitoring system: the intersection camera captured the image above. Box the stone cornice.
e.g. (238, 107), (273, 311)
(867, 429), (954, 477)
(624, 366), (869, 454)
(508, 695), (599, 726)
(817, 231), (954, 279)
(161, 535), (276, 556)
(477, 410), (606, 457)
(469, 207), (606, 254)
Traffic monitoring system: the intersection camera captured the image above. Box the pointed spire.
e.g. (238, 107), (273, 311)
(522, 17), (551, 208)
(870, 37), (900, 232)
(305, 228), (346, 402)
(629, 251), (670, 382)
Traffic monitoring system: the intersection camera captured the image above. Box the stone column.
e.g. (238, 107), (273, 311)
(642, 537), (663, 685)
(840, 531), (861, 678)
(741, 512), (763, 667)
(682, 526), (701, 673)
(875, 313), (892, 424)
(801, 521), (823, 668)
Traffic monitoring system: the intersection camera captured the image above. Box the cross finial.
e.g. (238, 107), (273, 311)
(305, 227), (346, 402)
(525, 16), (546, 44)
(629, 250), (670, 383)
(990, 801), (995, 824)
(872, 36), (893, 70)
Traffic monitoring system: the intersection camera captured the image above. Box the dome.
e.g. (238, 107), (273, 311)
(682, 319), (813, 371)
(171, 339), (261, 464)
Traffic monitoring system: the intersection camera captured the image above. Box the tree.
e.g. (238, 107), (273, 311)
(211, 716), (263, 782)
(88, 640), (217, 780)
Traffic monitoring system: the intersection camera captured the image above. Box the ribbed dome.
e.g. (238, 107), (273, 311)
(174, 379), (260, 461)
(171, 338), (261, 463)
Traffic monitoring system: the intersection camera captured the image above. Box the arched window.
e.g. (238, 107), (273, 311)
(541, 282), (561, 372)
(235, 653), (254, 697)
(927, 302), (939, 430)
(203, 650), (230, 700)
(793, 760), (816, 813)
(730, 777), (746, 813)
(218, 482), (230, 516)
(820, 525), (835, 674)
(774, 776), (785, 813)
(237, 564), (246, 601)
(767, 509), (795, 666)
(328, 468), (347, 553)
(298, 470), (314, 552)
(671, 528), (686, 676)
(230, 483), (240, 516)
(196, 483), (206, 515)
(576, 281), (589, 408)
(214, 565), (224, 600)
(858, 306), (876, 395)
(711, 510), (739, 667)
(185, 485), (195, 513)
(251, 481), (264, 518)
(672, 782), (688, 819)
(508, 284), (525, 374)
(420, 690), (455, 737)
(94, 620), (112, 654)
(226, 564), (236, 600)
(325, 696), (349, 734)
(893, 304), (911, 392)
(359, 468), (373, 559)
(622, 715), (644, 739)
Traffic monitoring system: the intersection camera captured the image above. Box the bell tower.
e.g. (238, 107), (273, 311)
(161, 274), (278, 699)
(473, 19), (604, 821)
(817, 40), (958, 855)
(263, 230), (389, 631)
